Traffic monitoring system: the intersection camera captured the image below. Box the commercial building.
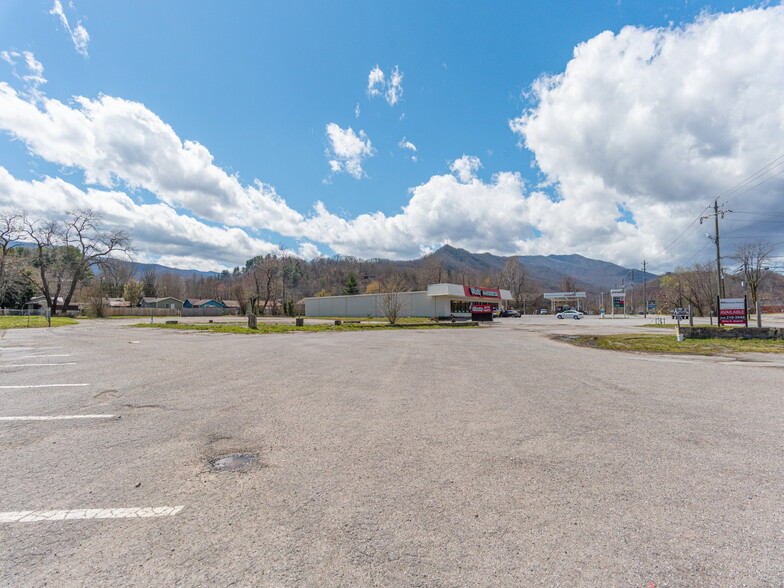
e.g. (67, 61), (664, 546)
(304, 283), (513, 318)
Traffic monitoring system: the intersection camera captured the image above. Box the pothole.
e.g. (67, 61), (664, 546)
(210, 453), (257, 472)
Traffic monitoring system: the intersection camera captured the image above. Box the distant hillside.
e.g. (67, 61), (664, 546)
(428, 245), (655, 291)
(94, 259), (219, 280)
(9, 242), (218, 279)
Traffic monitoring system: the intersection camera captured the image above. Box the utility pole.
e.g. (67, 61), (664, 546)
(630, 269), (635, 314)
(700, 199), (731, 301)
(642, 261), (647, 318)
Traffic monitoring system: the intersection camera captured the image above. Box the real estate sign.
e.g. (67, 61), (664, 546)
(718, 297), (747, 326)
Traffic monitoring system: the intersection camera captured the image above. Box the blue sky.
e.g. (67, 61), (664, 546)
(1, 1), (783, 272)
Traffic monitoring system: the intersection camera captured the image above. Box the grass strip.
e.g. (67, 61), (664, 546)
(564, 334), (784, 355)
(0, 316), (79, 329)
(131, 321), (475, 334)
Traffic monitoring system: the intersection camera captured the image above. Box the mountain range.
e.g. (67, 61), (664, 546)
(421, 245), (654, 291)
(10, 241), (654, 292)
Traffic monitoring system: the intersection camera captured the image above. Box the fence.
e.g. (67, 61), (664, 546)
(1, 308), (48, 316)
(103, 307), (239, 317)
(181, 307), (239, 317)
(0, 308), (52, 326)
(104, 307), (179, 317)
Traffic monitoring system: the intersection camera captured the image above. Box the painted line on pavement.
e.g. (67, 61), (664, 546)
(0, 506), (185, 523)
(0, 415), (114, 421)
(0, 347), (62, 352)
(1, 355), (72, 360)
(7, 363), (77, 367)
(0, 384), (90, 389)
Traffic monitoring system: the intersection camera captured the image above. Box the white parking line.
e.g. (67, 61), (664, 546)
(0, 347), (62, 352)
(0, 415), (114, 421)
(0, 384), (89, 389)
(0, 506), (185, 523)
(0, 355), (72, 360)
(7, 363), (77, 367)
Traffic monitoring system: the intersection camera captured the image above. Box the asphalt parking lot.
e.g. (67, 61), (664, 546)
(1, 316), (782, 586)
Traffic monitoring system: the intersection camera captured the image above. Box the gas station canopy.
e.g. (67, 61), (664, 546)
(543, 291), (587, 310)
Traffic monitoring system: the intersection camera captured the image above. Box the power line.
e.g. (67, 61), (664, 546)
(718, 153), (784, 205)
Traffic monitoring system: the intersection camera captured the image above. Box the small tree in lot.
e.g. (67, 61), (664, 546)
(344, 272), (359, 295)
(731, 240), (775, 311)
(379, 275), (408, 324)
(123, 279), (144, 307)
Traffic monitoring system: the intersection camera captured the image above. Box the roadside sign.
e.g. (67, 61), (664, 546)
(718, 297), (747, 326)
(648, 300), (656, 310)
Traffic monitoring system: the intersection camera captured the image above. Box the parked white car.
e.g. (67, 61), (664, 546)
(556, 309), (584, 320)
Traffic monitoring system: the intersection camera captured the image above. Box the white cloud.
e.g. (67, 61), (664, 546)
(0, 82), (305, 234)
(0, 50), (18, 66)
(324, 123), (374, 179)
(367, 65), (385, 97)
(399, 137), (417, 162)
(385, 65), (403, 106)
(366, 65), (403, 106)
(355, 102), (360, 118)
(450, 155), (481, 183)
(297, 242), (322, 260)
(510, 6), (784, 269)
(0, 166), (287, 271)
(398, 138), (416, 152)
(49, 0), (90, 57)
(297, 155), (537, 259)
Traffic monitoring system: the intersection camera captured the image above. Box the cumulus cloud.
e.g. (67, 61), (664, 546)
(297, 155), (538, 259)
(510, 5), (784, 268)
(366, 65), (403, 106)
(0, 82), (305, 234)
(450, 155), (481, 183)
(0, 167), (291, 270)
(49, 0), (90, 57)
(324, 123), (374, 179)
(297, 242), (322, 260)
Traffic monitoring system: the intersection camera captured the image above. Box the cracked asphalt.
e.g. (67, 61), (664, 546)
(0, 316), (782, 586)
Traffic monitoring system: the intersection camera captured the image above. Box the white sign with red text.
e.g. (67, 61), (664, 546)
(718, 297), (747, 326)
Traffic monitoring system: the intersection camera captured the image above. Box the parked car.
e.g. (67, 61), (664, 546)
(671, 307), (689, 320)
(539, 309), (548, 315)
(499, 309), (521, 317)
(556, 309), (584, 320)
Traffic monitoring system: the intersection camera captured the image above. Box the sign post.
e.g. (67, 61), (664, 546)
(718, 297), (748, 327)
(610, 289), (626, 318)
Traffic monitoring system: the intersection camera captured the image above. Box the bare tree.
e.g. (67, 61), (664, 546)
(420, 254), (445, 286)
(0, 210), (24, 306)
(379, 274), (408, 324)
(141, 267), (158, 297)
(660, 263), (716, 316)
(560, 275), (577, 292)
(500, 257), (530, 311)
(731, 240), (775, 310)
(100, 257), (135, 297)
(22, 210), (132, 315)
(246, 254), (281, 315)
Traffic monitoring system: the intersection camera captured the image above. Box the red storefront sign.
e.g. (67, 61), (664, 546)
(470, 305), (493, 313)
(718, 297), (747, 326)
(464, 286), (500, 298)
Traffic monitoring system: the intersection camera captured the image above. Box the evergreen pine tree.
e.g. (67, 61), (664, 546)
(345, 273), (359, 295)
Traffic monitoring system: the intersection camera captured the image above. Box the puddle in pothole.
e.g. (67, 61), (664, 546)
(210, 453), (257, 471)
